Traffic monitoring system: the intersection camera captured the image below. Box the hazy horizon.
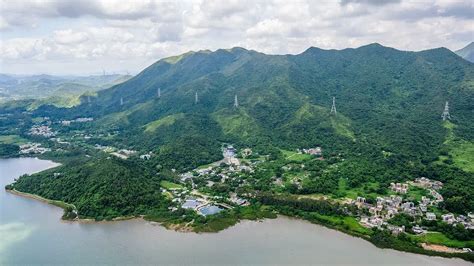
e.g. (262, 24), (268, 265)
(1, 0), (473, 75)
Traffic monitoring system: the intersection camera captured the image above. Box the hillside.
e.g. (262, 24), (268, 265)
(456, 42), (474, 63)
(30, 44), (472, 169)
(4, 44), (474, 260)
(3, 43), (473, 215)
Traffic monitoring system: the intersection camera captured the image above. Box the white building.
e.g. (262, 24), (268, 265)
(426, 212), (436, 221)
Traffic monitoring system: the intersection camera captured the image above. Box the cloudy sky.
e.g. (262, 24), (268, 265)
(0, 0), (473, 75)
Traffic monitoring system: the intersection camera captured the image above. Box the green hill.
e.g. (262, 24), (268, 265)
(6, 43), (474, 217)
(36, 43), (469, 168)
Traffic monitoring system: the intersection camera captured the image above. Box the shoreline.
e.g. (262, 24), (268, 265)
(5, 187), (474, 262)
(3, 156), (473, 263)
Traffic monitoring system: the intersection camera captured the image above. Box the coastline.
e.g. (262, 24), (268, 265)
(5, 187), (474, 262)
(3, 156), (473, 263)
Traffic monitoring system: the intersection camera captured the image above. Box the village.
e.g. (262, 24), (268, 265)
(158, 145), (254, 216)
(13, 117), (474, 251)
(355, 177), (474, 237)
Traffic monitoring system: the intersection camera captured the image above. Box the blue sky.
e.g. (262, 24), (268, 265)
(1, 0), (473, 75)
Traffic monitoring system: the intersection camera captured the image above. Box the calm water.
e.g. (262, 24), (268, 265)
(0, 158), (471, 265)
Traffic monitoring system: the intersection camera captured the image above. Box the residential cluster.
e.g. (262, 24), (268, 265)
(160, 186), (232, 217)
(159, 145), (256, 217)
(29, 125), (56, 137)
(60, 117), (94, 126)
(19, 143), (51, 154)
(298, 147), (322, 156)
(357, 177), (474, 235)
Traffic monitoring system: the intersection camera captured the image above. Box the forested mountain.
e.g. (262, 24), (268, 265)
(35, 43), (473, 169)
(6, 43), (474, 218)
(456, 42), (474, 63)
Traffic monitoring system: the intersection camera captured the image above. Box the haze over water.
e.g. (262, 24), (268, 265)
(0, 158), (470, 265)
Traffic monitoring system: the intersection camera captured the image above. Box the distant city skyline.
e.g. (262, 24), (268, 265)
(1, 0), (473, 75)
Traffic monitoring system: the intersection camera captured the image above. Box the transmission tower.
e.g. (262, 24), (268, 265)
(120, 97), (124, 106)
(157, 87), (161, 98)
(330, 97), (337, 116)
(87, 95), (91, 104)
(234, 94), (239, 108)
(441, 101), (451, 121)
(195, 92), (199, 104)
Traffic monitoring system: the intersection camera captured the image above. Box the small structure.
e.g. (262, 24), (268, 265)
(426, 212), (436, 221)
(441, 101), (451, 121)
(302, 147), (322, 156)
(442, 213), (455, 224)
(412, 225), (424, 234)
(330, 97), (337, 116)
(181, 198), (202, 210)
(390, 182), (408, 194)
(234, 94), (239, 108)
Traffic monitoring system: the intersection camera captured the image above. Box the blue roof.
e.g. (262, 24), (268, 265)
(182, 200), (200, 209)
(199, 205), (223, 216)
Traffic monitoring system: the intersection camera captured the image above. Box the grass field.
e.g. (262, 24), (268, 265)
(449, 140), (474, 172)
(281, 149), (312, 162)
(335, 178), (381, 200)
(0, 135), (28, 145)
(439, 121), (474, 172)
(406, 185), (429, 202)
(312, 213), (372, 235)
(410, 232), (474, 249)
(160, 180), (184, 190)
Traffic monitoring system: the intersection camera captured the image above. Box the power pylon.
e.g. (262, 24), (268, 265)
(234, 94), (239, 108)
(441, 101), (451, 121)
(330, 97), (337, 116)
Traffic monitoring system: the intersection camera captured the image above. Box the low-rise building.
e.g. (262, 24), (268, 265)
(426, 212), (436, 221)
(442, 213), (455, 224)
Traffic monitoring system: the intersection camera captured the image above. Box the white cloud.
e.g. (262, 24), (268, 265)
(0, 0), (472, 75)
(53, 29), (89, 44)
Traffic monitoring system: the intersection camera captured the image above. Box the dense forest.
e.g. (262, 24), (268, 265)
(9, 157), (167, 220)
(5, 43), (474, 215)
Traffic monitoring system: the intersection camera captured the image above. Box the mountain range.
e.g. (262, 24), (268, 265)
(0, 74), (131, 107)
(3, 43), (474, 249)
(30, 43), (473, 172)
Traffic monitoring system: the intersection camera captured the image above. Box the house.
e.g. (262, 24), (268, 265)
(442, 213), (455, 224)
(421, 196), (430, 205)
(390, 182), (408, 194)
(468, 213), (474, 222)
(412, 225), (424, 234)
(426, 212), (436, 221)
(387, 225), (405, 235)
(223, 146), (237, 158)
(419, 204), (427, 212)
(356, 197), (366, 203)
(402, 202), (414, 210)
(303, 147), (322, 156)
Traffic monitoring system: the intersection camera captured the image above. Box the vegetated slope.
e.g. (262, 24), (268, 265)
(24, 43), (474, 213)
(9, 157), (166, 220)
(42, 43), (473, 164)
